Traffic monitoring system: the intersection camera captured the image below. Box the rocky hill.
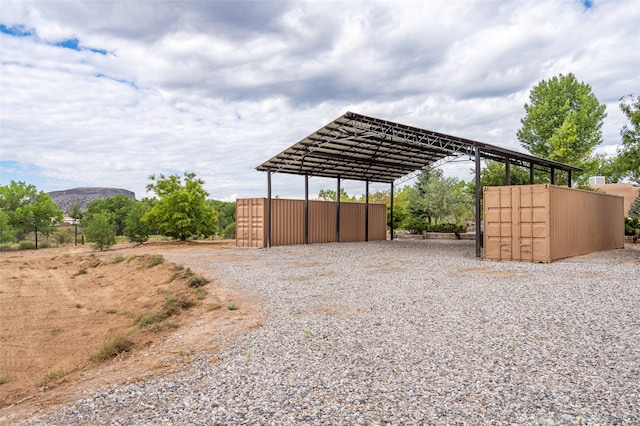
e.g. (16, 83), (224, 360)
(48, 187), (136, 214)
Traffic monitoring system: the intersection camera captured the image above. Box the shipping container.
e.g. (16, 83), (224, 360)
(484, 184), (624, 262)
(236, 198), (387, 248)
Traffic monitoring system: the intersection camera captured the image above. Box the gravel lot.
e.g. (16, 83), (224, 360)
(24, 240), (640, 425)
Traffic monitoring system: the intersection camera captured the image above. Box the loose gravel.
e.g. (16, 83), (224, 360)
(23, 240), (640, 425)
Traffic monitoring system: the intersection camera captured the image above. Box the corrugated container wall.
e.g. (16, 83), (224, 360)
(484, 184), (624, 262)
(236, 198), (387, 247)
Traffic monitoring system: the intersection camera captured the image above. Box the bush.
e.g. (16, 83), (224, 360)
(19, 241), (36, 250)
(91, 334), (134, 362)
(84, 212), (116, 251)
(222, 222), (236, 239)
(424, 223), (466, 233)
(625, 217), (639, 236)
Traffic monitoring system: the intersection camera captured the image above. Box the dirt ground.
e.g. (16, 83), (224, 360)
(0, 240), (262, 424)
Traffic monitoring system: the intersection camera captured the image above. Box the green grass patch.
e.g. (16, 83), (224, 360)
(227, 304), (239, 311)
(111, 255), (125, 264)
(50, 326), (62, 335)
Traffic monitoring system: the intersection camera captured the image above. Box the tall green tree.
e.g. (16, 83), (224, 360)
(517, 73), (607, 183)
(124, 202), (151, 245)
(629, 192), (640, 219)
(144, 172), (218, 241)
(617, 94), (640, 183)
(0, 181), (63, 247)
(480, 161), (531, 187)
(86, 194), (136, 236)
(317, 188), (356, 202)
(84, 212), (116, 250)
(406, 167), (471, 229)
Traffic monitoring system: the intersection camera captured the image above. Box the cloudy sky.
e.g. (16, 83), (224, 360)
(1, 0), (639, 201)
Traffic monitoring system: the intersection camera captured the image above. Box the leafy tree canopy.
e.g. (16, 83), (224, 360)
(143, 172), (218, 241)
(480, 161), (531, 187)
(317, 188), (357, 202)
(517, 73), (607, 181)
(84, 212), (116, 250)
(406, 167), (472, 227)
(0, 181), (63, 243)
(86, 194), (136, 236)
(617, 94), (640, 183)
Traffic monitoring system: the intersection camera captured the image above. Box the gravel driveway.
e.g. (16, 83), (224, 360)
(25, 240), (640, 425)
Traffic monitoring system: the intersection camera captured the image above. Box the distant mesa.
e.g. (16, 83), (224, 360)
(48, 187), (135, 214)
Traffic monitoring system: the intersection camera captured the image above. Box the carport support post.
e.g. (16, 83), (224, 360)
(267, 168), (272, 248)
(305, 174), (309, 244)
(551, 167), (556, 185)
(365, 180), (369, 242)
(568, 170), (572, 188)
(505, 158), (511, 185)
(529, 163), (535, 184)
(390, 181), (394, 241)
(336, 177), (341, 242)
(475, 146), (482, 258)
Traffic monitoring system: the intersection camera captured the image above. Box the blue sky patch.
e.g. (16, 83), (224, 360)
(56, 37), (80, 50)
(0, 24), (33, 37)
(582, 0), (593, 9)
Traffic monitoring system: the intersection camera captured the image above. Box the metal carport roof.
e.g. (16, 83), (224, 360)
(257, 111), (581, 183)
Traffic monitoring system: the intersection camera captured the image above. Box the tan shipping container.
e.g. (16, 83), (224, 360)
(484, 184), (624, 262)
(236, 198), (387, 247)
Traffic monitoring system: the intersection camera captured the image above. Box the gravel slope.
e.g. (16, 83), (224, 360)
(24, 240), (640, 425)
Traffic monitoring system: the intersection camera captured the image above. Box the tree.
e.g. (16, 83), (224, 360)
(124, 202), (151, 245)
(0, 181), (63, 248)
(629, 192), (640, 219)
(617, 94), (640, 183)
(209, 200), (236, 237)
(517, 73), (607, 183)
(405, 167), (471, 230)
(480, 161), (531, 187)
(86, 194), (135, 236)
(317, 188), (356, 202)
(143, 172), (218, 241)
(84, 212), (116, 250)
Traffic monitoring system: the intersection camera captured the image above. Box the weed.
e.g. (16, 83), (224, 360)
(75, 303), (83, 309)
(36, 369), (72, 387)
(0, 376), (7, 385)
(111, 255), (125, 264)
(137, 311), (165, 328)
(303, 330), (312, 339)
(89, 257), (101, 268)
(91, 334), (134, 362)
(162, 295), (195, 316)
(193, 288), (207, 300)
(105, 309), (118, 314)
(227, 304), (239, 311)
(188, 275), (209, 288)
(50, 327), (62, 335)
(144, 255), (164, 268)
(73, 268), (88, 277)
(174, 264), (185, 272)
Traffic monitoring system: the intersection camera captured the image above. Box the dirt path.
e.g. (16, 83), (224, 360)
(0, 241), (262, 424)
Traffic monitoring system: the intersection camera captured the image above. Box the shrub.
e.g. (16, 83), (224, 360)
(625, 217), (639, 236)
(84, 212), (116, 251)
(19, 241), (36, 250)
(144, 255), (164, 268)
(222, 222), (236, 239)
(188, 275), (209, 288)
(91, 334), (134, 362)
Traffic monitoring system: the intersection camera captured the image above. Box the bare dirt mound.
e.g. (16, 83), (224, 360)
(0, 241), (261, 423)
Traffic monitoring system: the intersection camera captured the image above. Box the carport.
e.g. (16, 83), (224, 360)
(257, 111), (581, 257)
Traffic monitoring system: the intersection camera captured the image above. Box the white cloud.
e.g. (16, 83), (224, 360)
(1, 0), (639, 200)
